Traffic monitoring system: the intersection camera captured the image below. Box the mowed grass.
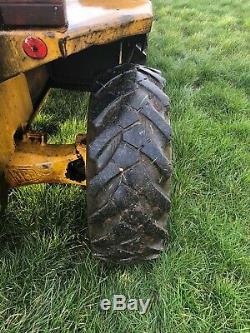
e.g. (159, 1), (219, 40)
(0, 0), (250, 331)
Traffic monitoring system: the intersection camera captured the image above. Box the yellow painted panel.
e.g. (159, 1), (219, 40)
(0, 74), (33, 171)
(0, 0), (152, 81)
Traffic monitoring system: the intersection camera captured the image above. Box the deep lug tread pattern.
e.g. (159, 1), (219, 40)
(87, 64), (172, 263)
(140, 102), (171, 140)
(139, 66), (166, 88)
(137, 76), (170, 109)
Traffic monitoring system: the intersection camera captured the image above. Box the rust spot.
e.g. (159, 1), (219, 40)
(40, 163), (52, 170)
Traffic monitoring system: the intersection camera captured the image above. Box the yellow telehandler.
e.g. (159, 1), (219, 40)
(0, 0), (172, 263)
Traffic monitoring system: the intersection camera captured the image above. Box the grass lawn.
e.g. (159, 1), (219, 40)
(1, 0), (250, 332)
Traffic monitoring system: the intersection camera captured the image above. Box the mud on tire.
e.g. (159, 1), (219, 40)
(87, 64), (172, 263)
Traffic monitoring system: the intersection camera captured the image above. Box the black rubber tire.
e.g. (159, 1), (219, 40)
(87, 64), (172, 264)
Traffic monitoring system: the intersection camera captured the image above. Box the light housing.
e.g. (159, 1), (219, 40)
(22, 37), (48, 60)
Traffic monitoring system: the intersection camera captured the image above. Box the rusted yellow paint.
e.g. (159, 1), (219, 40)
(0, 0), (153, 202)
(5, 142), (86, 188)
(0, 65), (86, 195)
(0, 74), (33, 173)
(0, 0), (153, 81)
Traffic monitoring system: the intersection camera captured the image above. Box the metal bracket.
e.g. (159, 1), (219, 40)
(4, 131), (86, 188)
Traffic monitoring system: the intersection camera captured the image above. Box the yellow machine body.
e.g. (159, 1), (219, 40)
(0, 0), (153, 207)
(0, 0), (152, 81)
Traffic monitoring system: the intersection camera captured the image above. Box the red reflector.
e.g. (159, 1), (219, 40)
(22, 37), (48, 59)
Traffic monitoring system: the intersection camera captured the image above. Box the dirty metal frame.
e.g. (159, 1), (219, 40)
(0, 0), (153, 208)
